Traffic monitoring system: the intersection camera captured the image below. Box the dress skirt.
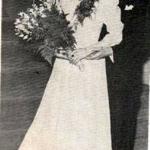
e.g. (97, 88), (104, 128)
(19, 58), (112, 150)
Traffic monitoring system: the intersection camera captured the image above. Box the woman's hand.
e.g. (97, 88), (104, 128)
(55, 45), (113, 67)
(69, 43), (103, 64)
(55, 49), (68, 60)
(68, 47), (92, 64)
(69, 45), (113, 64)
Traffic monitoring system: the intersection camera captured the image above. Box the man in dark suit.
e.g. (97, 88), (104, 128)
(107, 0), (149, 150)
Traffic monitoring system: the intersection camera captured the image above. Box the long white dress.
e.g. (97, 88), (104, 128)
(19, 0), (123, 150)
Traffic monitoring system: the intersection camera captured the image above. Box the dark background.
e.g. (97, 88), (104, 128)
(1, 0), (149, 150)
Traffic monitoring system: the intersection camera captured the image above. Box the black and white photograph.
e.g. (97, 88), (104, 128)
(1, 0), (149, 150)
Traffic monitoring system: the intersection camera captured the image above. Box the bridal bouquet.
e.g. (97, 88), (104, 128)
(15, 0), (99, 65)
(14, 0), (76, 65)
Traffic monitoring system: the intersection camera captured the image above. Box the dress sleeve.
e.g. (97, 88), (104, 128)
(98, 0), (124, 47)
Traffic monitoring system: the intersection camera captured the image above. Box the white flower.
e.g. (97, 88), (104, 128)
(27, 22), (34, 29)
(15, 1), (50, 40)
(19, 34), (24, 38)
(28, 7), (38, 17)
(15, 32), (19, 35)
(23, 13), (30, 20)
(32, 4), (38, 11)
(31, 11), (38, 17)
(21, 19), (28, 25)
(15, 24), (25, 30)
(14, 19), (21, 25)
(23, 35), (28, 40)
(18, 12), (25, 17)
(35, 23), (39, 26)
(30, 18), (38, 26)
(28, 8), (34, 13)
(15, 24), (30, 34)
(39, 6), (45, 13)
(44, 2), (51, 10)
(41, 14), (47, 18)
(23, 29), (30, 34)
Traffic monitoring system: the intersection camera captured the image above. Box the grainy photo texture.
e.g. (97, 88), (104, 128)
(1, 0), (149, 150)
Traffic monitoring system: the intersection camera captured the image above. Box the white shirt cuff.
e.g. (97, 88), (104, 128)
(109, 53), (114, 63)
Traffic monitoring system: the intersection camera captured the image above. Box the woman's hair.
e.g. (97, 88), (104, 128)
(75, 0), (99, 23)
(47, 0), (100, 24)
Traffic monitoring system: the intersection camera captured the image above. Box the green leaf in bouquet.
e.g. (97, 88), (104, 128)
(37, 44), (55, 65)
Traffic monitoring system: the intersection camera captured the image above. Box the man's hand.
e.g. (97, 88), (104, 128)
(86, 47), (113, 60)
(69, 44), (113, 64)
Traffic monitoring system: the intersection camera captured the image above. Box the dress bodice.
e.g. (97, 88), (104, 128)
(57, 0), (123, 48)
(47, 0), (123, 48)
(59, 0), (104, 48)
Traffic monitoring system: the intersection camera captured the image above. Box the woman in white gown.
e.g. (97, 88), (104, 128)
(19, 0), (123, 150)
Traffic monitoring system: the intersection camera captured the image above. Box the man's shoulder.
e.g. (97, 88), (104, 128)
(119, 0), (149, 10)
(118, 0), (148, 19)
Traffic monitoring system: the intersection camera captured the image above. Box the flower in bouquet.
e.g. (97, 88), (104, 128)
(14, 4), (46, 41)
(14, 0), (99, 65)
(15, 1), (76, 65)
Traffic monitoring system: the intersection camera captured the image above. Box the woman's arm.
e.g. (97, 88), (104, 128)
(71, 1), (124, 62)
(97, 2), (124, 47)
(69, 0), (124, 64)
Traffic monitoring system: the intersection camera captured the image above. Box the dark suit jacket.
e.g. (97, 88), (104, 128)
(116, 0), (149, 63)
(107, 1), (149, 150)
